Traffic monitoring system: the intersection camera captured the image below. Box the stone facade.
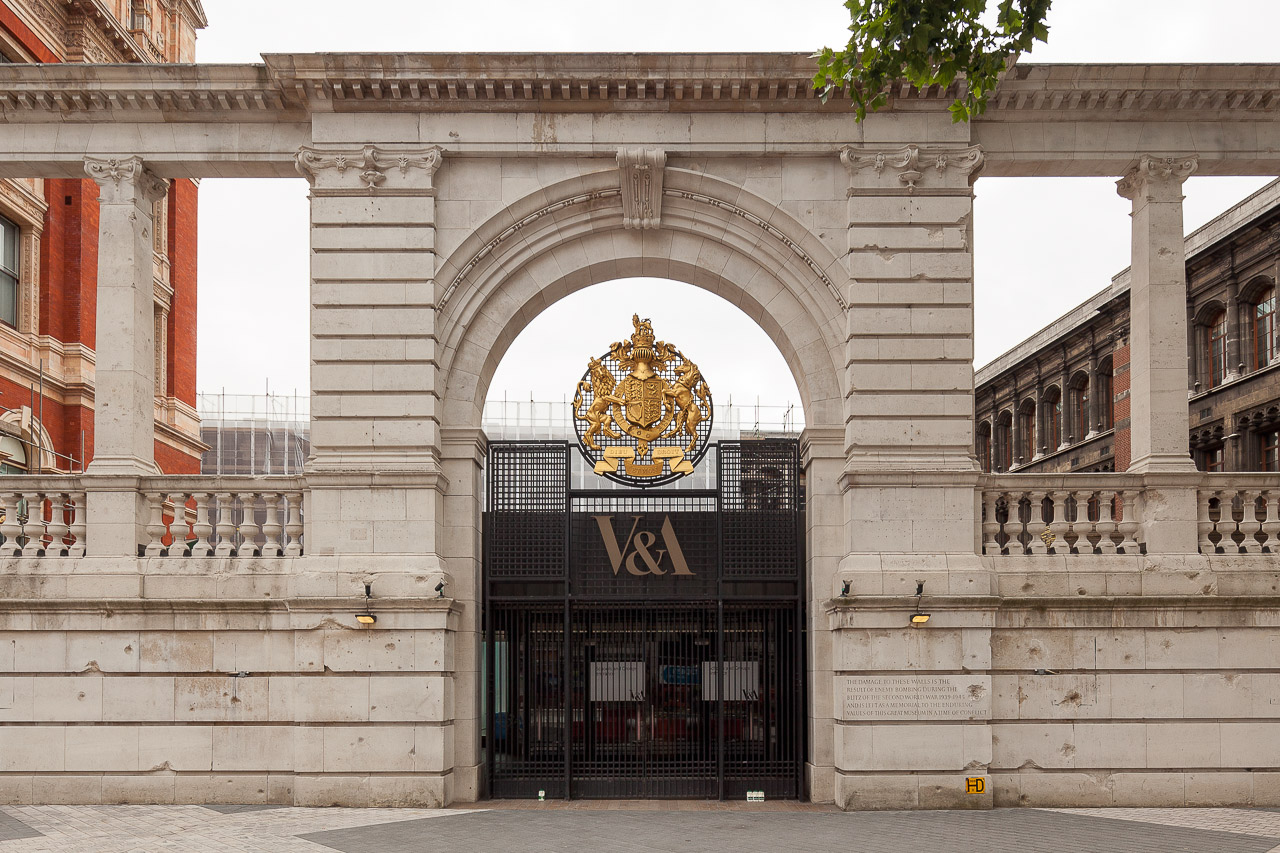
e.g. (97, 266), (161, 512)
(0, 1), (207, 475)
(976, 179), (1280, 477)
(0, 53), (1273, 810)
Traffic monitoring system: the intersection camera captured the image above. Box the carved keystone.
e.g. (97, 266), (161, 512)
(617, 147), (666, 229)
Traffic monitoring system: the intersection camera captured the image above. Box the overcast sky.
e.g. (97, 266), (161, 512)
(194, 0), (1280, 420)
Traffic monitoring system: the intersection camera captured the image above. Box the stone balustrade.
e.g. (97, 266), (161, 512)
(0, 477), (87, 557)
(981, 473), (1280, 557)
(1198, 475), (1280, 554)
(980, 474), (1146, 556)
(140, 477), (306, 557)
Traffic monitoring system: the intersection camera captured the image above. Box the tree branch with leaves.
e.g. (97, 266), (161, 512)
(814, 0), (1052, 122)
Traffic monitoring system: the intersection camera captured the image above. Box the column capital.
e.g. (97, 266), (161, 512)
(1116, 154), (1198, 203)
(295, 144), (443, 196)
(839, 143), (984, 194)
(83, 156), (167, 206)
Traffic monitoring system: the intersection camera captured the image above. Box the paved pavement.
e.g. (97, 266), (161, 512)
(0, 802), (1279, 851)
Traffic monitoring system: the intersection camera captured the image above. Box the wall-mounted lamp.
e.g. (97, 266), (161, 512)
(910, 580), (930, 627)
(357, 582), (377, 625)
(435, 579), (447, 599)
(840, 580), (851, 597)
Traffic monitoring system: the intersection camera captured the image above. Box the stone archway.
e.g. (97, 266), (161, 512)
(430, 161), (849, 801)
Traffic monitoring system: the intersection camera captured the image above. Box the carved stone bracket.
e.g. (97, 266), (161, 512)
(1116, 154), (1199, 202)
(617, 147), (666, 229)
(84, 156), (168, 206)
(839, 144), (984, 193)
(295, 145), (444, 195)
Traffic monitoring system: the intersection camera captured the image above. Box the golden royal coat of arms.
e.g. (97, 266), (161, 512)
(572, 315), (713, 486)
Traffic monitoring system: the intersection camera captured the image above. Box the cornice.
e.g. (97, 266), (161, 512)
(0, 57), (1276, 121)
(983, 63), (1280, 116)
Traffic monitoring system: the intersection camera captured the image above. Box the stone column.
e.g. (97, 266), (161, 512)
(83, 157), (166, 556)
(840, 144), (986, 581)
(84, 156), (166, 475)
(1117, 155), (1199, 554)
(1117, 154), (1198, 474)
(296, 144), (448, 562)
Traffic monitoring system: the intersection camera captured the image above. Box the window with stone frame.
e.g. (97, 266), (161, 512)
(976, 421), (992, 473)
(995, 411), (1013, 472)
(1207, 309), (1229, 388)
(1263, 428), (1280, 472)
(1016, 401), (1035, 464)
(0, 214), (17, 328)
(1252, 284), (1277, 370)
(1041, 386), (1062, 452)
(1096, 360), (1114, 430)
(1068, 373), (1088, 443)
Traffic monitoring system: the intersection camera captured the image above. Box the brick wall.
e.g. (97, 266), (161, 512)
(1112, 341), (1131, 471)
(155, 439), (198, 475)
(167, 179), (197, 407)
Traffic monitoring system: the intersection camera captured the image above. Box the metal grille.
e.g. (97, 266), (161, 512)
(485, 438), (804, 800)
(488, 604), (568, 798)
(719, 440), (801, 580)
(489, 601), (801, 800)
(486, 442), (569, 580)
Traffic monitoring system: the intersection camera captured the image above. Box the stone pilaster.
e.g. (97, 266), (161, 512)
(802, 426), (845, 804)
(297, 144), (448, 560)
(1117, 155), (1200, 554)
(438, 426), (487, 802)
(839, 144), (985, 578)
(84, 156), (167, 476)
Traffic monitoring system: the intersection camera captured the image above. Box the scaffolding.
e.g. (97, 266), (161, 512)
(196, 392), (802, 480)
(198, 390), (310, 476)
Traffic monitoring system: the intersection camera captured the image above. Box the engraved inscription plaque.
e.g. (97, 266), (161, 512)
(841, 675), (992, 721)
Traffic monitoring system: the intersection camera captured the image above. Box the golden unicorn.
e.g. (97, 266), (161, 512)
(663, 356), (710, 452)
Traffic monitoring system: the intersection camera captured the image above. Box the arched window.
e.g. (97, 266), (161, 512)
(976, 421), (992, 473)
(1208, 309), (1228, 388)
(1017, 400), (1036, 463)
(1068, 373), (1088, 443)
(1096, 358), (1114, 431)
(1253, 285), (1277, 370)
(1041, 386), (1061, 453)
(995, 411), (1013, 472)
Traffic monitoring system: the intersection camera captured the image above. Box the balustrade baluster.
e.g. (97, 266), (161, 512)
(1197, 490), (1218, 554)
(45, 493), (68, 557)
(1238, 490), (1263, 554)
(1, 492), (23, 557)
(20, 492), (43, 557)
(68, 492), (86, 557)
(213, 493), (235, 557)
(260, 493), (283, 556)
(1096, 490), (1118, 554)
(1117, 490), (1140, 553)
(1027, 491), (1048, 555)
(284, 492), (304, 556)
(1263, 490), (1280, 553)
(237, 493), (261, 557)
(190, 493), (213, 556)
(165, 493), (191, 556)
(1048, 491), (1070, 554)
(144, 492), (167, 557)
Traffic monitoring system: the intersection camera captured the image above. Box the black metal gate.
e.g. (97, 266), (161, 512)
(485, 440), (804, 800)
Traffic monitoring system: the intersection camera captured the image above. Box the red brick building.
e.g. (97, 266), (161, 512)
(0, 1), (206, 474)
